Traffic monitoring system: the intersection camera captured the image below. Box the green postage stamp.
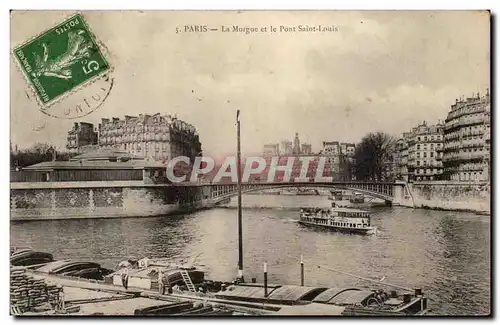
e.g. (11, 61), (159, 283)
(13, 13), (110, 107)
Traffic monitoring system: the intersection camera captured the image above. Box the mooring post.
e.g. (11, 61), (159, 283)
(264, 262), (268, 297)
(300, 254), (304, 286)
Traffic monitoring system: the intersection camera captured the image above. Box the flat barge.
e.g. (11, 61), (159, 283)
(10, 250), (429, 316)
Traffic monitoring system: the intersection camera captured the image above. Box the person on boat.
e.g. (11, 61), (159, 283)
(158, 269), (164, 295)
(158, 269), (170, 295)
(121, 268), (129, 290)
(128, 257), (139, 269)
(138, 257), (151, 269)
(118, 260), (131, 269)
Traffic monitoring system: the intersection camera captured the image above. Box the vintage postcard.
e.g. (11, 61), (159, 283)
(10, 10), (491, 317)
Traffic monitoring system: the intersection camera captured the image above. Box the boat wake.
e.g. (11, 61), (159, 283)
(368, 227), (383, 236)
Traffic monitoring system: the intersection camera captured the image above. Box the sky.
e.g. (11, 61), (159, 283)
(10, 10), (490, 158)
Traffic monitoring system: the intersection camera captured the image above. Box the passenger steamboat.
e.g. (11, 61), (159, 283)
(298, 204), (375, 235)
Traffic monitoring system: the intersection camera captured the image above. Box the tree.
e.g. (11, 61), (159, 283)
(353, 132), (396, 181)
(31, 142), (53, 155)
(10, 143), (77, 169)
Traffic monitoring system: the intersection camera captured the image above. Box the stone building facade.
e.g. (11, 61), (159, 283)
(262, 144), (280, 156)
(254, 154), (349, 182)
(301, 143), (312, 155)
(279, 140), (293, 155)
(443, 91), (490, 182)
(97, 113), (201, 163)
(66, 122), (98, 153)
(395, 122), (444, 182)
(393, 132), (411, 181)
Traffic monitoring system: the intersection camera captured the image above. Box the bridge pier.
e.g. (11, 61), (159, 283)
(391, 181), (414, 207)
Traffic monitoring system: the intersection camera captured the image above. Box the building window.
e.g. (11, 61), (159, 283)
(431, 144), (434, 149)
(418, 137), (421, 141)
(430, 152), (434, 157)
(417, 144), (420, 150)
(417, 161), (420, 166)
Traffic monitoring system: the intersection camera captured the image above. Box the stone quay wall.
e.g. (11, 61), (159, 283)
(10, 181), (213, 221)
(404, 181), (490, 214)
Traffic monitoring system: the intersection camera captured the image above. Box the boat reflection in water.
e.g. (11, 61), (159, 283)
(298, 204), (376, 235)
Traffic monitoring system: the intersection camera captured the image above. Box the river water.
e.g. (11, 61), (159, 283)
(10, 194), (490, 315)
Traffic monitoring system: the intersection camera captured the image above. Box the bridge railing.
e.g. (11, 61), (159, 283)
(182, 180), (397, 186)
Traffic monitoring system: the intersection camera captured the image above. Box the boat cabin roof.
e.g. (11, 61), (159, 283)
(301, 207), (369, 213)
(276, 303), (346, 315)
(331, 208), (369, 213)
(268, 285), (327, 301)
(215, 284), (280, 300)
(312, 288), (375, 305)
(112, 265), (199, 279)
(312, 288), (361, 303)
(36, 260), (101, 273)
(328, 289), (374, 305)
(217, 284), (327, 302)
(302, 207), (368, 214)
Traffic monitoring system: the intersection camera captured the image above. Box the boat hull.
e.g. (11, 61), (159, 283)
(10, 251), (54, 266)
(298, 220), (373, 235)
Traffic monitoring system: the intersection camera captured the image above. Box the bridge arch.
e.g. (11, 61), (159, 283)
(209, 182), (396, 205)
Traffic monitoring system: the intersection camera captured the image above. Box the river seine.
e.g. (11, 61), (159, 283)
(10, 194), (490, 316)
